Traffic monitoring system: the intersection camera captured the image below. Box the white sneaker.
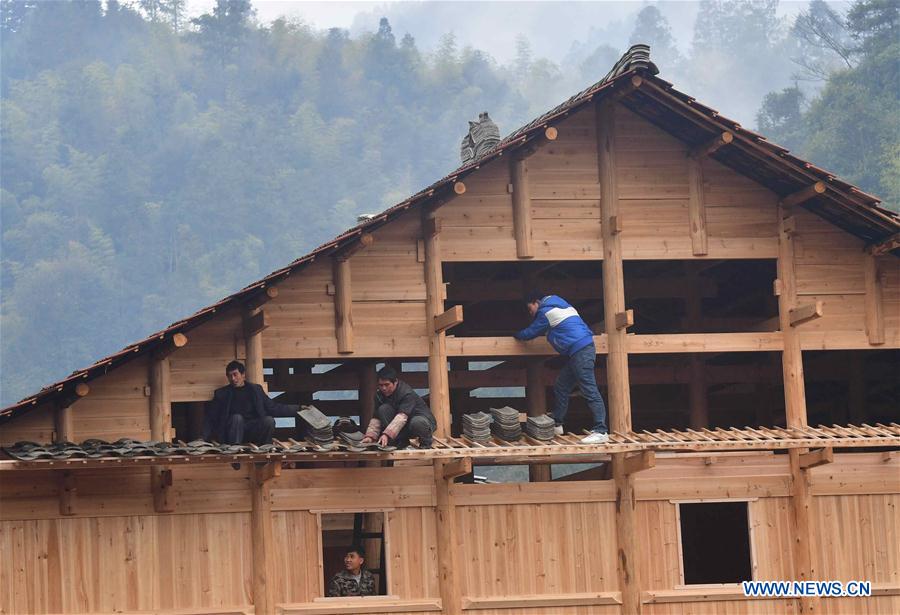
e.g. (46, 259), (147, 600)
(554, 424), (564, 436)
(581, 432), (609, 444)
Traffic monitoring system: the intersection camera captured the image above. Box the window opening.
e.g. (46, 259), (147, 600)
(678, 501), (752, 585)
(320, 511), (387, 597)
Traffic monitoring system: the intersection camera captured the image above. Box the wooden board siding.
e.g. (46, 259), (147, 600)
(170, 309), (245, 402)
(0, 401), (55, 445)
(0, 513), (253, 614)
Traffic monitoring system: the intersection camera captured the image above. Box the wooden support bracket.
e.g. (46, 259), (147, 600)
(254, 461), (282, 485)
(799, 447), (833, 470)
(423, 217), (441, 238)
(153, 333), (188, 360)
(243, 309), (270, 338)
(773, 278), (783, 296)
(609, 215), (622, 235)
(614, 309), (634, 330)
(780, 181), (826, 208)
(782, 216), (798, 237)
(623, 450), (655, 475)
(335, 233), (374, 260)
(689, 131), (733, 159)
(152, 467), (175, 513)
(434, 305), (464, 334)
(867, 232), (900, 256)
(416, 239), (426, 263)
(789, 301), (823, 327)
(245, 286), (279, 311)
(442, 457), (473, 480)
(58, 471), (77, 516)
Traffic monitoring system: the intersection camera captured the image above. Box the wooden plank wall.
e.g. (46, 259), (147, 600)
(0, 454), (897, 614)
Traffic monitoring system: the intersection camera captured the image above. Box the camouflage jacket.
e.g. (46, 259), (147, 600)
(326, 569), (376, 597)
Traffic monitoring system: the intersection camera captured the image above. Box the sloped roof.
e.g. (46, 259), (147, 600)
(2, 45), (898, 421)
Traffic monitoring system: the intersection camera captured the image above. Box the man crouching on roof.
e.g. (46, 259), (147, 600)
(202, 360), (299, 445)
(361, 366), (436, 449)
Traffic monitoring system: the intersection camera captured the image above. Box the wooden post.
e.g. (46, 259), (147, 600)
(597, 99), (632, 433)
(433, 459), (461, 614)
(359, 361), (377, 429)
(685, 266), (707, 429)
(687, 156), (709, 256)
(333, 257), (354, 353)
(251, 462), (280, 614)
(612, 452), (640, 614)
(510, 155), (534, 258)
(58, 471), (77, 516)
(789, 449), (819, 613)
(424, 211), (451, 438)
(526, 360), (551, 482)
(54, 403), (75, 444)
(777, 206), (808, 429)
(149, 355), (172, 441)
(864, 254), (885, 345)
(244, 307), (267, 386)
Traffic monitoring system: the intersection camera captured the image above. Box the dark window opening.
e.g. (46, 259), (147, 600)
(624, 260), (778, 334)
(321, 512), (387, 597)
(679, 501), (752, 585)
(171, 401), (204, 442)
(803, 350), (899, 426)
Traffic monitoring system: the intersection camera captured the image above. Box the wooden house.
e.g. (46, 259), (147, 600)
(1, 46), (898, 615)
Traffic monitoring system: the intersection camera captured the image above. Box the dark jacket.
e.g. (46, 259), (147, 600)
(202, 381), (297, 441)
(375, 380), (435, 422)
(514, 294), (595, 356)
(327, 569), (377, 597)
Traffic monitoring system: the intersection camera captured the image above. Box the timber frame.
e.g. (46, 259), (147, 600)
(1, 45), (898, 615)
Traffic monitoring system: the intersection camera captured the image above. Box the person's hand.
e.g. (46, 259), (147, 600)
(361, 436), (374, 445)
(378, 434), (390, 447)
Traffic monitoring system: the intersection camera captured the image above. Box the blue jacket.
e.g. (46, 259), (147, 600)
(514, 295), (595, 356)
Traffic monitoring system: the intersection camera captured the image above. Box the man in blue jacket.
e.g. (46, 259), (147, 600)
(514, 292), (609, 444)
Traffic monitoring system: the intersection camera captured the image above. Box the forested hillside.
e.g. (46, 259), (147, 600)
(1, 0), (896, 405)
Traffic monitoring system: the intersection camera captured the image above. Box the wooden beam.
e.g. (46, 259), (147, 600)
(687, 156), (708, 255)
(423, 211), (451, 438)
(788, 449), (819, 613)
(333, 258), (353, 354)
(799, 447), (833, 469)
(789, 301), (823, 327)
(442, 457), (472, 479)
(689, 131), (733, 159)
(243, 309), (270, 338)
(779, 181), (826, 208)
(867, 232), (900, 256)
(74, 382), (90, 398)
(623, 450), (655, 475)
(433, 459), (461, 614)
(544, 126), (558, 141)
(434, 305), (464, 334)
(335, 232), (374, 260)
(251, 462), (277, 615)
(245, 286), (279, 311)
(447, 276), (718, 302)
(149, 355), (172, 441)
(453, 181), (466, 195)
(612, 453), (640, 614)
(597, 99), (632, 434)
(614, 309), (634, 330)
(151, 467), (175, 513)
(612, 74), (643, 100)
(153, 333), (188, 360)
(777, 203), (808, 430)
(58, 471), (76, 516)
(510, 155), (534, 258)
(865, 254), (885, 345)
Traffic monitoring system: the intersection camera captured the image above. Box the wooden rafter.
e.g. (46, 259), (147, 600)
(780, 181), (826, 208)
(867, 232), (900, 256)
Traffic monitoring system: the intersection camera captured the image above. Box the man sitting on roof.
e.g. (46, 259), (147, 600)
(327, 545), (377, 597)
(514, 291), (609, 444)
(361, 366), (436, 449)
(202, 360), (298, 445)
